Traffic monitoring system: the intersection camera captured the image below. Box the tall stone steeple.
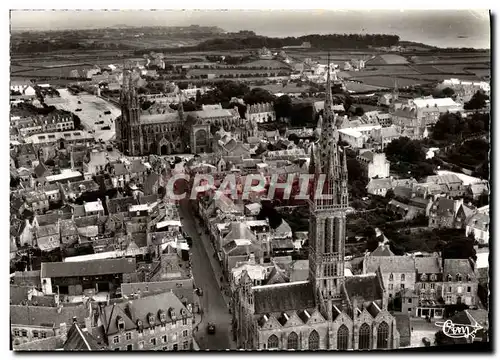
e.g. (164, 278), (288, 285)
(308, 52), (350, 322)
(178, 91), (185, 121)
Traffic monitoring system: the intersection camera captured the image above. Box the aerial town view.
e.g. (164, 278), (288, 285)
(9, 9), (491, 352)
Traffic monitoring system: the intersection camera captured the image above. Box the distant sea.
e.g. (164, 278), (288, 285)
(11, 9), (491, 49)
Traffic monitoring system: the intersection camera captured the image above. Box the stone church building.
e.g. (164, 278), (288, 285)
(116, 72), (253, 156)
(232, 63), (404, 351)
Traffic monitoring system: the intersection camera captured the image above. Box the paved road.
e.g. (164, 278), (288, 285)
(178, 197), (234, 350)
(55, 89), (120, 142)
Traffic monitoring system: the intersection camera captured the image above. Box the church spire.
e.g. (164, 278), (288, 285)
(325, 52), (333, 109)
(178, 91), (185, 121)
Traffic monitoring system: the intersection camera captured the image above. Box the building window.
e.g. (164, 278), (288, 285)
(448, 286), (452, 293)
(138, 341), (144, 349)
(446, 295), (452, 303)
(359, 323), (371, 350)
(456, 274), (462, 282)
(467, 286), (471, 293)
(337, 325), (349, 350)
(182, 330), (188, 337)
(41, 332), (46, 339)
(13, 330), (20, 337)
(162, 335), (167, 343)
(408, 298), (412, 304)
(401, 274), (405, 282)
(401, 284), (405, 290)
(172, 320), (177, 328)
(173, 344), (178, 351)
(127, 344), (133, 351)
(33, 331), (39, 338)
(389, 274), (393, 281)
(447, 275), (452, 282)
(126, 332), (131, 341)
(21, 330), (27, 337)
(388, 284), (393, 290)
(183, 340), (189, 350)
(377, 322), (389, 349)
(182, 318), (188, 325)
(150, 338), (157, 346)
(430, 283), (435, 290)
(287, 332), (299, 350)
(308, 330), (320, 350)
(113, 336), (119, 344)
(268, 334), (279, 349)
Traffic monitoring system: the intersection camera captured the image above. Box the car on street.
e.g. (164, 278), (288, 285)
(207, 323), (216, 334)
(195, 288), (203, 296)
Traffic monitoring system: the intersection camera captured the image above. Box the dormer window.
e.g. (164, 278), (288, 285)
(169, 307), (177, 321)
(389, 274), (394, 281)
(180, 308), (187, 317)
(159, 310), (167, 324)
(467, 275), (471, 281)
(456, 274), (462, 282)
(147, 313), (155, 326)
(430, 274), (437, 281)
(117, 316), (125, 331)
(136, 319), (143, 330)
(421, 274), (427, 281)
(447, 274), (452, 282)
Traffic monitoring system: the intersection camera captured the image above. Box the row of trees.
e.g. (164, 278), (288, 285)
(431, 111), (489, 143)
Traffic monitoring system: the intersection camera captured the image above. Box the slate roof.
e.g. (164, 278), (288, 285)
(10, 304), (88, 328)
(344, 274), (384, 302)
(393, 185), (413, 200)
(370, 244), (394, 257)
(34, 162), (49, 178)
(431, 197), (456, 216)
(14, 335), (65, 351)
(224, 222), (257, 243)
(120, 279), (194, 305)
(358, 151), (374, 162)
(107, 196), (138, 214)
(63, 322), (106, 351)
(253, 281), (314, 314)
(101, 291), (191, 336)
(365, 256), (416, 274)
(426, 174), (463, 186)
(41, 258), (136, 278)
(443, 259), (476, 280)
(415, 256), (442, 274)
(367, 178), (392, 191)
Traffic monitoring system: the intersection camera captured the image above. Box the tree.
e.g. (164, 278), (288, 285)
(257, 201), (283, 229)
(243, 87), (276, 105)
(432, 112), (466, 141)
(442, 233), (477, 262)
(464, 90), (489, 110)
(274, 95), (292, 121)
(385, 188), (395, 199)
(354, 106), (365, 116)
(442, 87), (455, 97)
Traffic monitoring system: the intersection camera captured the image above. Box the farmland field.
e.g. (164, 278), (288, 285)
(187, 68), (291, 76)
(345, 82), (388, 92)
(351, 76), (433, 88)
(464, 68), (490, 78)
(410, 65), (444, 74)
(238, 59), (291, 69)
(347, 65), (420, 77)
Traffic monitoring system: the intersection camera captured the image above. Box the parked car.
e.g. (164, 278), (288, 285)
(207, 323), (216, 334)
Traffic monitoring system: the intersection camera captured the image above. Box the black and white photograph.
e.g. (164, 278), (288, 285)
(8, 8), (491, 352)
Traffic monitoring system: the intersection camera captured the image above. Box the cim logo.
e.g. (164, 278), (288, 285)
(435, 319), (483, 340)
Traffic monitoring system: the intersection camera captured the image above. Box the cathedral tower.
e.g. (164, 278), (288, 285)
(119, 70), (142, 155)
(308, 53), (349, 321)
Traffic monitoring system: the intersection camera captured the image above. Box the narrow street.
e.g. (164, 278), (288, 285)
(179, 197), (235, 350)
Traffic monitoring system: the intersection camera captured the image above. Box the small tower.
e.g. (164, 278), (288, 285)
(178, 91), (185, 122)
(391, 77), (399, 111)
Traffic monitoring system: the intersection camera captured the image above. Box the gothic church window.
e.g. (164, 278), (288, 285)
(359, 323), (371, 350)
(337, 325), (349, 350)
(287, 332), (299, 350)
(308, 330), (320, 350)
(377, 322), (389, 349)
(267, 334), (279, 349)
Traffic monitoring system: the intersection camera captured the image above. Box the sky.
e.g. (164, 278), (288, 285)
(10, 9), (491, 49)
